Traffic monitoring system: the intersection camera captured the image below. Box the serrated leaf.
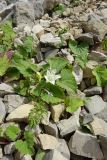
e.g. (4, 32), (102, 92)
(65, 97), (84, 113)
(92, 65), (107, 86)
(0, 55), (10, 76)
(5, 125), (21, 141)
(57, 69), (77, 93)
(69, 40), (89, 68)
(15, 140), (33, 156)
(48, 57), (68, 72)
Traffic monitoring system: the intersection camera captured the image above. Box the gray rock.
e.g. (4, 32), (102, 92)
(41, 111), (51, 125)
(0, 0), (7, 11)
(57, 115), (80, 137)
(4, 94), (26, 113)
(14, 0), (35, 27)
(73, 65), (83, 85)
(68, 130), (104, 159)
(40, 33), (61, 48)
(96, 107), (107, 122)
(82, 13), (107, 41)
(76, 33), (94, 45)
(44, 150), (68, 160)
(89, 50), (107, 61)
(83, 113), (94, 125)
(44, 121), (58, 137)
(90, 117), (107, 137)
(0, 98), (6, 123)
(103, 85), (107, 101)
(4, 142), (15, 155)
(84, 86), (102, 96)
(38, 134), (60, 150)
(44, 49), (59, 59)
(0, 83), (14, 96)
(21, 155), (33, 160)
(0, 148), (3, 159)
(99, 135), (107, 160)
(85, 95), (107, 115)
(1, 156), (14, 160)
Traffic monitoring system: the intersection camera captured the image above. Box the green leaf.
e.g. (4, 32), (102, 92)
(54, 4), (65, 13)
(69, 40), (89, 68)
(57, 69), (77, 93)
(92, 65), (107, 86)
(5, 125), (21, 141)
(48, 57), (68, 72)
(15, 140), (34, 156)
(65, 97), (84, 113)
(28, 102), (47, 128)
(35, 149), (45, 160)
(24, 131), (34, 147)
(41, 93), (64, 104)
(0, 55), (10, 76)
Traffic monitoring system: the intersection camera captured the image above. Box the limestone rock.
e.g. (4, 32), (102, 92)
(6, 104), (34, 122)
(32, 24), (44, 38)
(21, 155), (33, 160)
(99, 135), (107, 160)
(57, 115), (80, 137)
(85, 95), (107, 114)
(69, 130), (104, 159)
(0, 0), (7, 11)
(0, 83), (14, 96)
(51, 104), (65, 122)
(44, 121), (58, 137)
(4, 142), (15, 155)
(38, 134), (59, 150)
(0, 98), (6, 123)
(84, 86), (102, 96)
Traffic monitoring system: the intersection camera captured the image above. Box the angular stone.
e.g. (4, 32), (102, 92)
(41, 111), (51, 125)
(73, 65), (83, 85)
(96, 107), (107, 122)
(0, 98), (6, 123)
(0, 0), (7, 11)
(2, 156), (14, 160)
(38, 134), (59, 150)
(0, 148), (3, 159)
(76, 33), (94, 45)
(57, 115), (80, 137)
(0, 83), (14, 96)
(14, 0), (35, 27)
(44, 121), (58, 137)
(99, 135), (107, 160)
(6, 104), (34, 122)
(40, 33), (61, 48)
(4, 142), (15, 154)
(4, 94), (26, 113)
(51, 104), (65, 122)
(85, 95), (107, 114)
(21, 155), (33, 160)
(69, 130), (104, 159)
(89, 50), (107, 61)
(84, 86), (102, 96)
(32, 24), (44, 38)
(90, 117), (107, 137)
(83, 113), (94, 125)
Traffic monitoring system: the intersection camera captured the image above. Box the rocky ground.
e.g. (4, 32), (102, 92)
(0, 0), (107, 160)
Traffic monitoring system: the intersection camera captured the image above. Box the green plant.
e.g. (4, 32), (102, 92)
(54, 4), (65, 13)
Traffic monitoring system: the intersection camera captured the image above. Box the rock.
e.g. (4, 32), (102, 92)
(25, 124), (42, 135)
(0, 0), (7, 11)
(84, 86), (102, 96)
(85, 95), (107, 115)
(4, 94), (26, 113)
(90, 117), (107, 137)
(99, 135), (107, 160)
(40, 33), (61, 48)
(89, 50), (107, 61)
(44, 150), (69, 160)
(41, 111), (51, 125)
(21, 155), (33, 160)
(44, 49), (59, 59)
(14, 0), (35, 27)
(32, 24), (44, 38)
(57, 139), (70, 160)
(57, 115), (80, 137)
(76, 33), (94, 45)
(96, 107), (107, 122)
(0, 83), (14, 96)
(83, 113), (94, 125)
(68, 130), (104, 159)
(2, 156), (14, 160)
(4, 142), (15, 154)
(51, 104), (65, 122)
(82, 13), (107, 41)
(0, 98), (6, 123)
(40, 19), (50, 28)
(6, 104), (34, 122)
(44, 121), (58, 137)
(0, 148), (3, 159)
(73, 65), (83, 85)
(38, 134), (59, 150)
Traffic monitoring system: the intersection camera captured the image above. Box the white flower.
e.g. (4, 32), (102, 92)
(44, 69), (61, 85)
